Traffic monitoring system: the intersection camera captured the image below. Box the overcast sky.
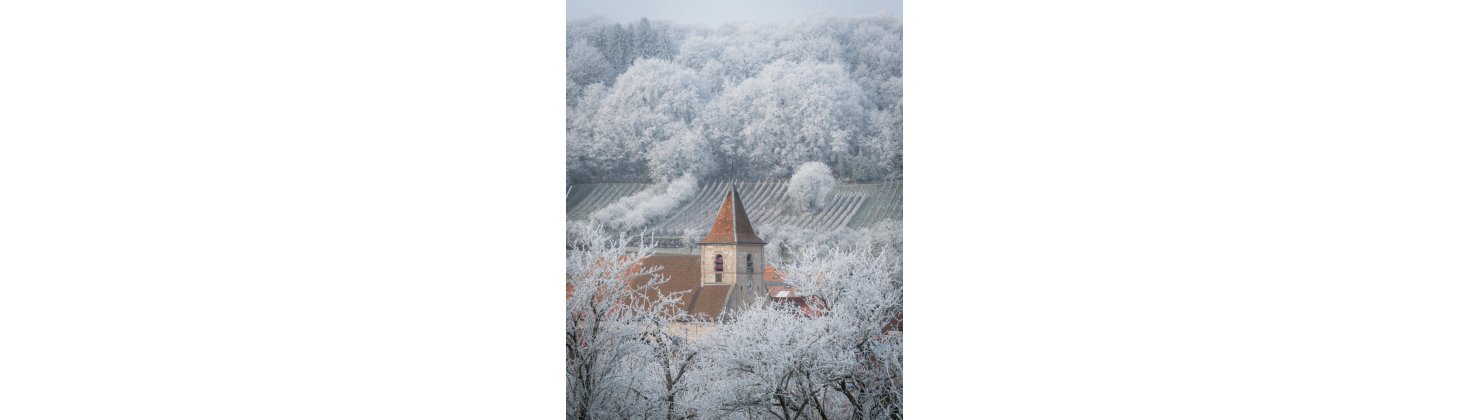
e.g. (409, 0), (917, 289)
(567, 0), (901, 25)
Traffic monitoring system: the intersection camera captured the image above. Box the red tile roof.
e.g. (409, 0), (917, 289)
(688, 285), (731, 321)
(700, 187), (765, 244)
(762, 265), (822, 316)
(764, 264), (784, 285)
(631, 254), (730, 321)
(632, 255), (702, 314)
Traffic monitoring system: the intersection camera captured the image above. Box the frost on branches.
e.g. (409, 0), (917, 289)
(787, 162), (836, 213)
(567, 15), (903, 184)
(567, 223), (903, 419)
(589, 174), (699, 231)
(566, 223), (701, 419)
(691, 245), (903, 419)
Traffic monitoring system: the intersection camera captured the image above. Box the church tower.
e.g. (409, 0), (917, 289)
(699, 186), (768, 314)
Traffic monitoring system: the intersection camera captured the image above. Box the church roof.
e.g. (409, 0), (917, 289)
(633, 255), (702, 312)
(687, 285), (731, 321)
(700, 187), (766, 244)
(627, 255), (781, 322)
(632, 255), (730, 321)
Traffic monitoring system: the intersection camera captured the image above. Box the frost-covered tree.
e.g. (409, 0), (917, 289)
(567, 83), (608, 183)
(839, 18), (904, 112)
(566, 224), (693, 419)
(702, 60), (867, 178)
(847, 107), (903, 181)
(690, 244), (903, 419)
(685, 305), (843, 419)
(680, 227), (704, 254)
(590, 174), (699, 231)
(582, 58), (708, 180)
(568, 39), (614, 88)
(568, 15), (903, 183)
(779, 245), (903, 418)
(567, 17), (682, 79)
(623, 296), (705, 420)
(647, 124), (716, 183)
(762, 218), (904, 263)
(788, 162), (836, 213)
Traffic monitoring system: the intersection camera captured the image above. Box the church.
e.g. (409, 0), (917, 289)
(634, 186), (775, 322)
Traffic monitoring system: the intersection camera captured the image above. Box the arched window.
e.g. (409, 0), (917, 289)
(746, 254), (754, 273)
(714, 255), (723, 272)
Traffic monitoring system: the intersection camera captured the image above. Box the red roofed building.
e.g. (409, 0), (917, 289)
(636, 186), (772, 322)
(568, 186), (778, 326)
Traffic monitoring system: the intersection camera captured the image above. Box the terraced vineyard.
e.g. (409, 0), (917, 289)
(838, 181), (903, 227)
(567, 180), (902, 238)
(564, 183), (652, 220)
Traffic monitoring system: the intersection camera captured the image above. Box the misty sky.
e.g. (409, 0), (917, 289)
(567, 0), (901, 25)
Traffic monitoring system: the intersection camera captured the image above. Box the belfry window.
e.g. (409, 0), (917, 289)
(746, 254), (754, 273)
(714, 255), (723, 272)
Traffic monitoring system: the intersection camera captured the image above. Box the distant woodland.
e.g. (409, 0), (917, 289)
(567, 16), (902, 184)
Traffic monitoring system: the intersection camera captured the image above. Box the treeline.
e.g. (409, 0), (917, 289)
(567, 15), (902, 184)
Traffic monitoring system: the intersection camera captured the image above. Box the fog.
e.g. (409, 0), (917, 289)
(567, 0), (901, 25)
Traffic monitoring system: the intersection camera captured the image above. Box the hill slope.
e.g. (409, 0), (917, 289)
(567, 180), (901, 237)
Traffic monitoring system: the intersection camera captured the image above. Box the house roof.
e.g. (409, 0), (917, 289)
(700, 187), (765, 245)
(764, 264), (785, 286)
(765, 284), (820, 317)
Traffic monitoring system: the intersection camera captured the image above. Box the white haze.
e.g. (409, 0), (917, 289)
(567, 0), (901, 26)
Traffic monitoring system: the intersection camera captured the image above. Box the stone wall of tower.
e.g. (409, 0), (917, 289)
(700, 243), (765, 286)
(700, 243), (767, 316)
(724, 244), (767, 313)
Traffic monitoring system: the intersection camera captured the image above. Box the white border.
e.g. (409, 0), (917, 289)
(4, 0), (1470, 418)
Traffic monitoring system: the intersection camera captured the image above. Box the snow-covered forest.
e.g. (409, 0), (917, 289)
(567, 15), (902, 184)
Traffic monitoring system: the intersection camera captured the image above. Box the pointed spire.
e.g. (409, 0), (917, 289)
(700, 186), (766, 244)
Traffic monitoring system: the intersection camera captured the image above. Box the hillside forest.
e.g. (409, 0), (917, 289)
(567, 15), (902, 185)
